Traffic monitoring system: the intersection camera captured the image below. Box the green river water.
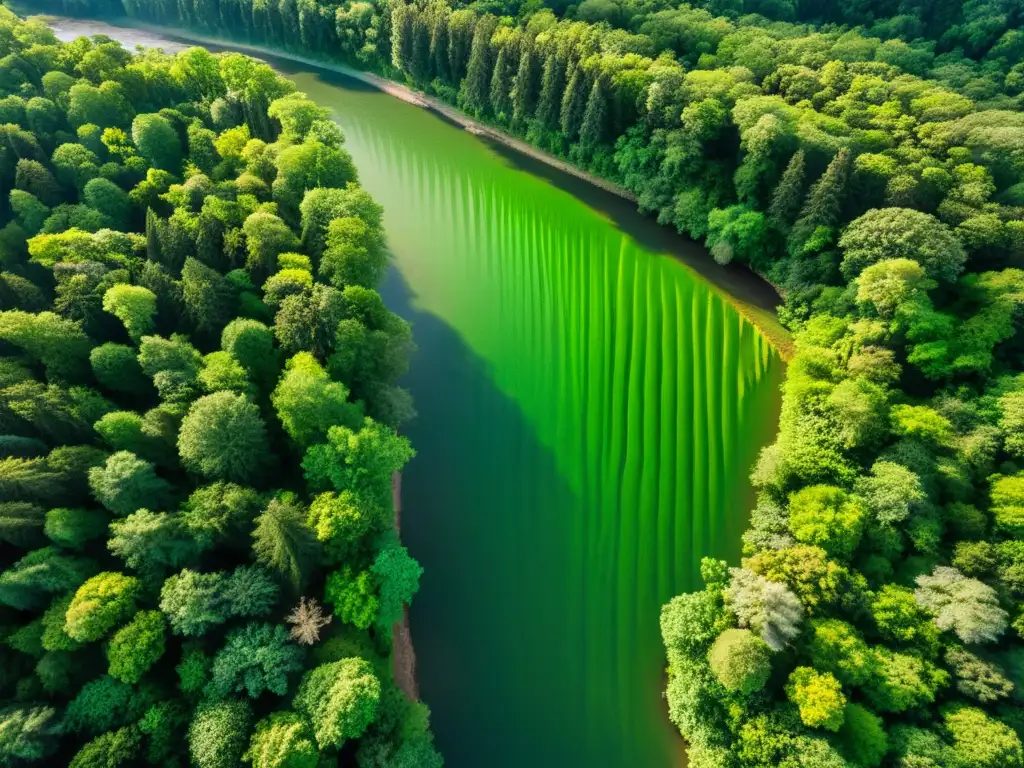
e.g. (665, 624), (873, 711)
(49, 17), (784, 765)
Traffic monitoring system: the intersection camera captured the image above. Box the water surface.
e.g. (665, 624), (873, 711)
(47, 17), (784, 766)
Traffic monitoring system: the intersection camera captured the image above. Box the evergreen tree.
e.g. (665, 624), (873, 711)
(428, 6), (450, 83)
(409, 12), (432, 83)
(489, 44), (514, 119)
(768, 149), (806, 228)
(789, 147), (850, 253)
(579, 75), (609, 148)
(560, 63), (589, 140)
(536, 50), (565, 131)
(459, 15), (497, 114)
(511, 47), (538, 125)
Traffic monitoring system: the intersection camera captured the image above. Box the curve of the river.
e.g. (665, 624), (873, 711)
(44, 16), (785, 766)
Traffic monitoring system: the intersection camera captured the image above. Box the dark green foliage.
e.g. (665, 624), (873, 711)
(0, 706), (60, 764)
(252, 496), (321, 591)
(44, 506), (109, 550)
(205, 622), (304, 699)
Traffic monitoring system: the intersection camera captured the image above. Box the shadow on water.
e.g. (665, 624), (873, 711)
(379, 264), (654, 766)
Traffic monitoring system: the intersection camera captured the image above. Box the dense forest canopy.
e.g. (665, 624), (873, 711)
(0, 7), (443, 767)
(9, 0), (1024, 766)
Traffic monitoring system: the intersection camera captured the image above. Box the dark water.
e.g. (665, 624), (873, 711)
(45, 17), (785, 766)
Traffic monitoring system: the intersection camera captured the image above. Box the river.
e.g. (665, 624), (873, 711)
(43, 15), (785, 766)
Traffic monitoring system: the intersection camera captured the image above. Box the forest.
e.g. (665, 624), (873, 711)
(0, 6), (443, 767)
(5, 0), (1024, 765)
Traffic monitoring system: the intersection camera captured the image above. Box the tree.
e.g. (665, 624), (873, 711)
(45, 506), (109, 550)
(787, 484), (866, 560)
(0, 546), (96, 612)
(862, 647), (948, 713)
(785, 667), (846, 731)
(0, 706), (60, 764)
(301, 418), (414, 505)
(991, 472), (1024, 537)
(88, 451), (173, 517)
(942, 704), (1024, 768)
(371, 543), (422, 628)
(180, 481), (263, 549)
(790, 147), (850, 253)
(854, 461), (926, 525)
(188, 700), (252, 768)
(945, 647), (1014, 703)
(725, 567), (803, 651)
(460, 15), (497, 113)
(915, 566), (1008, 644)
(286, 597), (332, 645)
(181, 257), (236, 338)
(64, 675), (140, 735)
(0, 500), (45, 548)
(83, 178), (131, 229)
(221, 318), (279, 390)
(870, 585), (940, 655)
(252, 497), (321, 591)
(274, 283), (346, 358)
(834, 704), (887, 768)
(767, 150), (805, 228)
(272, 352), (362, 448)
(579, 75), (609, 148)
(178, 392), (271, 483)
(102, 285), (157, 342)
(160, 569), (230, 636)
(68, 726), (141, 768)
(90, 343), (151, 396)
(108, 509), (201, 577)
(243, 211), (300, 284)
(707, 628), (771, 694)
(325, 566), (378, 629)
(106, 610), (166, 684)
(294, 659), (380, 749)
(205, 622), (304, 699)
(838, 208), (967, 283)
(132, 114), (181, 171)
(64, 571), (141, 642)
(319, 215), (387, 289)
(560, 64), (589, 139)
(198, 351), (253, 395)
(244, 712), (318, 768)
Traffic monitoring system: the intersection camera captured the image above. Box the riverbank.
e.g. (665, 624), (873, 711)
(35, 10), (794, 360)
(391, 471), (419, 702)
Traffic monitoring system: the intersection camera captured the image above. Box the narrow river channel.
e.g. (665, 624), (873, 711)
(44, 15), (785, 766)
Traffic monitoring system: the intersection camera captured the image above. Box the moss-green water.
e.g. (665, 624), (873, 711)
(284, 72), (784, 766)
(43, 15), (784, 761)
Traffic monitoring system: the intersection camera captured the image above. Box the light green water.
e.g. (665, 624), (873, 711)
(46, 17), (784, 765)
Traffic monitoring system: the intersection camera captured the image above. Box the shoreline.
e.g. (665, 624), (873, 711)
(36, 11), (794, 361)
(389, 473), (417, 700)
(391, 471), (419, 702)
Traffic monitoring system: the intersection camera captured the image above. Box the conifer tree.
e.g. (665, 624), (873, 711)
(511, 47), (537, 125)
(536, 50), (565, 131)
(579, 76), (609, 148)
(489, 45), (514, 119)
(560, 64), (589, 140)
(459, 15), (497, 114)
(767, 150), (806, 228)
